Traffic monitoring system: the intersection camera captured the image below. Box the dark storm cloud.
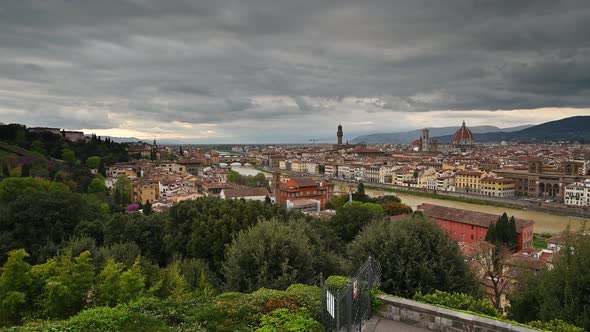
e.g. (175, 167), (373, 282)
(1, 0), (590, 140)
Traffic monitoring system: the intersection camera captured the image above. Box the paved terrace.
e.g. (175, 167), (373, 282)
(363, 316), (430, 331)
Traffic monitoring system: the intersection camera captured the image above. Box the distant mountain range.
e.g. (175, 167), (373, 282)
(350, 125), (532, 144)
(432, 116), (590, 143)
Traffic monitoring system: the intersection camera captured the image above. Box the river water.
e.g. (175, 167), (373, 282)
(361, 186), (587, 234)
(230, 165), (268, 176)
(232, 166), (587, 234)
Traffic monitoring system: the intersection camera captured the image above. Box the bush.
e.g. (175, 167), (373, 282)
(66, 306), (130, 332)
(126, 296), (207, 328)
(285, 284), (321, 319)
(413, 290), (499, 317)
(370, 289), (385, 313)
(256, 308), (323, 332)
(528, 319), (585, 332)
(325, 276), (349, 290)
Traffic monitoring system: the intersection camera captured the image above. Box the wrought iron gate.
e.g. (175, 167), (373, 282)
(320, 257), (381, 332)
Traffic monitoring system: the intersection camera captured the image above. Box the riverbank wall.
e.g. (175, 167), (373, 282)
(363, 183), (590, 219)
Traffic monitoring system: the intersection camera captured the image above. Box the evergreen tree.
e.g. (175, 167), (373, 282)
(2, 163), (9, 178)
(153, 261), (188, 300)
(357, 182), (365, 194)
(96, 259), (124, 307)
(486, 213), (518, 251)
(143, 201), (152, 215)
(0, 249), (33, 325)
(485, 222), (496, 243)
(39, 251), (96, 318)
(509, 216), (519, 250)
(20, 164), (30, 177)
(118, 258), (145, 303)
(98, 159), (106, 177)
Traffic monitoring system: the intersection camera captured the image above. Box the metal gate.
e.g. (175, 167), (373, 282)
(320, 257), (381, 332)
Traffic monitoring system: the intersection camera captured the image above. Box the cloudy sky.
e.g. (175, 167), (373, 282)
(1, 0), (590, 143)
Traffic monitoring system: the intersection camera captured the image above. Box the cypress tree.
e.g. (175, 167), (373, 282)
(485, 222), (496, 243)
(2, 163), (9, 177)
(509, 216), (518, 250)
(498, 213), (510, 244)
(98, 160), (107, 177)
(20, 164), (30, 177)
(143, 201), (152, 215)
(486, 213), (519, 251)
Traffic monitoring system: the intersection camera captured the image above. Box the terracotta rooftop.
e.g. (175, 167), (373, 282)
(222, 186), (270, 198)
(289, 178), (319, 187)
(417, 203), (534, 232)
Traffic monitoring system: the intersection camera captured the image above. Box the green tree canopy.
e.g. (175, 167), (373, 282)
(163, 197), (300, 274)
(347, 216), (478, 297)
(30, 140), (47, 156)
(61, 148), (76, 163)
(111, 176), (132, 211)
(382, 201), (413, 216)
(223, 220), (315, 293)
(0, 191), (103, 264)
(330, 203), (384, 242)
(32, 251), (95, 318)
(87, 177), (107, 193)
(0, 249), (33, 325)
(85, 156), (101, 169)
(0, 177), (70, 203)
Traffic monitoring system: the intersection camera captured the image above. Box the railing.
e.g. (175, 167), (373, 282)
(320, 257), (381, 332)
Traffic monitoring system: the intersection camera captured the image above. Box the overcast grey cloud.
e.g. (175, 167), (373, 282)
(1, 0), (590, 143)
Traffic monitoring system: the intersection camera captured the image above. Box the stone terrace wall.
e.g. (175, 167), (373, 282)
(377, 295), (538, 332)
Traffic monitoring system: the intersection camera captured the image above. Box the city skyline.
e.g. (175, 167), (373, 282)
(1, 1), (590, 143)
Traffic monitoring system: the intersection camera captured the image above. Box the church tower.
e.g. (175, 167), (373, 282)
(421, 128), (430, 152)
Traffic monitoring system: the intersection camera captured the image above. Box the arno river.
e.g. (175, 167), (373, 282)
(231, 165), (588, 234)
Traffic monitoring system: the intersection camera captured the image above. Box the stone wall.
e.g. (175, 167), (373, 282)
(376, 295), (538, 332)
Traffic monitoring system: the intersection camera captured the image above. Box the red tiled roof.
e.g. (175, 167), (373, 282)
(222, 186), (270, 198)
(290, 178), (319, 187)
(417, 204), (534, 232)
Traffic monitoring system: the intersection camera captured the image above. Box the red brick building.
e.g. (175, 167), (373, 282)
(278, 178), (334, 209)
(417, 204), (534, 250)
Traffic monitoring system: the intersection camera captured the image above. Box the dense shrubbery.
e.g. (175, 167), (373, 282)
(413, 290), (499, 317)
(527, 319), (585, 332)
(257, 309), (323, 332)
